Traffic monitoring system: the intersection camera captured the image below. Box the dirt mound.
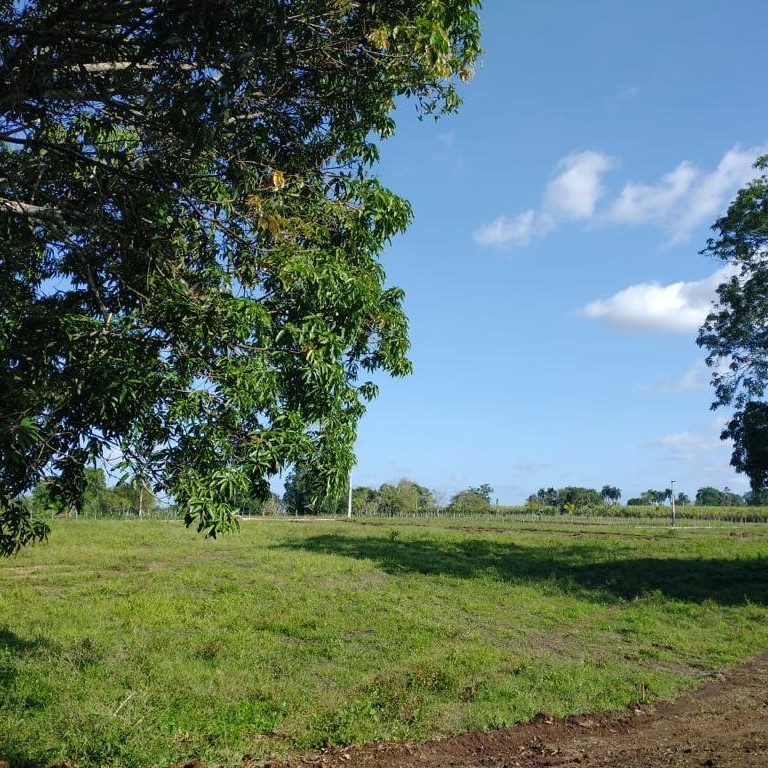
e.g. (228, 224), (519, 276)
(257, 651), (768, 768)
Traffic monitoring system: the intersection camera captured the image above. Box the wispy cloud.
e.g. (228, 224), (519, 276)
(473, 210), (551, 248)
(581, 266), (735, 333)
(657, 430), (719, 460)
(637, 359), (710, 395)
(606, 162), (697, 226)
(606, 146), (767, 243)
(475, 144), (767, 249)
(472, 151), (612, 248)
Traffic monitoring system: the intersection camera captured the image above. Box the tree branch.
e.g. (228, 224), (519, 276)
(0, 196), (64, 223)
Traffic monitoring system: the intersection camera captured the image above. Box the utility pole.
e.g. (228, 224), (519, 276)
(670, 479), (676, 526)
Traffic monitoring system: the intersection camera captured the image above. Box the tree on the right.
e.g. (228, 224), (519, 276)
(698, 156), (768, 491)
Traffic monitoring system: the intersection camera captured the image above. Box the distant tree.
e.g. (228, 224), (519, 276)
(88, 484), (132, 518)
(32, 467), (107, 517)
(695, 486), (743, 507)
(744, 488), (768, 506)
(116, 471), (156, 518)
(470, 484), (494, 503)
(240, 491), (282, 517)
(557, 486), (602, 512)
(449, 488), (491, 514)
(675, 492), (691, 506)
(377, 479), (434, 516)
(376, 484), (400, 515)
(638, 489), (667, 506)
(283, 466), (342, 516)
(264, 494), (284, 516)
(600, 485), (621, 505)
(31, 468), (160, 518)
(351, 486), (379, 516)
(527, 487), (559, 507)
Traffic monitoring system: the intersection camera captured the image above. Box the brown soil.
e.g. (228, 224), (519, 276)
(255, 651), (768, 768)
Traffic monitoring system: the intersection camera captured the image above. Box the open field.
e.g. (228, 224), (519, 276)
(1, 517), (767, 768)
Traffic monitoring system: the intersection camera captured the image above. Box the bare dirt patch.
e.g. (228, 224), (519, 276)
(2, 566), (44, 576)
(255, 651), (768, 768)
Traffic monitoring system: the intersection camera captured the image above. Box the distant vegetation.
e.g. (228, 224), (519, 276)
(24, 468), (171, 520)
(278, 479), (768, 523)
(22, 471), (768, 523)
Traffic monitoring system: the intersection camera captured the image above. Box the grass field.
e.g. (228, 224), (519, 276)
(1, 517), (767, 768)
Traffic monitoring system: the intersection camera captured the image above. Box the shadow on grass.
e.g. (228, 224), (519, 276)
(0, 627), (57, 767)
(276, 533), (768, 605)
(0, 625), (53, 687)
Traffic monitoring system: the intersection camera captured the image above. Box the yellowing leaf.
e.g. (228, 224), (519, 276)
(266, 214), (281, 235)
(367, 28), (389, 50)
(459, 65), (475, 82)
(271, 170), (286, 190)
(245, 194), (263, 214)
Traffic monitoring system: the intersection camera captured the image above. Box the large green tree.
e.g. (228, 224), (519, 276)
(721, 402), (768, 493)
(698, 156), (768, 491)
(0, 0), (481, 553)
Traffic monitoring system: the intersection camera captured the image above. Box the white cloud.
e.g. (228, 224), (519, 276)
(606, 145), (767, 243)
(543, 151), (615, 220)
(607, 162), (697, 225)
(670, 146), (766, 243)
(657, 430), (718, 460)
(475, 143), (767, 250)
(472, 210), (552, 248)
(582, 266), (735, 333)
(474, 151), (612, 249)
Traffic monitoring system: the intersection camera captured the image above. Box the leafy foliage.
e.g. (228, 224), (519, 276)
(448, 486), (492, 514)
(694, 486), (743, 507)
(380, 479), (435, 515)
(283, 464), (343, 516)
(0, 0), (481, 552)
(526, 486), (605, 514)
(721, 402), (768, 492)
(698, 156), (768, 487)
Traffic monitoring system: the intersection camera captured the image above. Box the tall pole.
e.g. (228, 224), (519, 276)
(670, 479), (676, 526)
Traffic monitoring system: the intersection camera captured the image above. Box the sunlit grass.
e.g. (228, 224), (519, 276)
(1, 517), (767, 767)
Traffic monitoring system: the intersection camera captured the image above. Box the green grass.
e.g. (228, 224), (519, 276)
(1, 517), (767, 768)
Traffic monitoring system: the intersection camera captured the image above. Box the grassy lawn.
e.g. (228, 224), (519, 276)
(1, 517), (767, 768)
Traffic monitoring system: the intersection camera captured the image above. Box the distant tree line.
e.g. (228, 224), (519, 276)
(28, 467), (768, 522)
(25, 468), (166, 519)
(279, 469), (495, 517)
(525, 484), (768, 513)
(271, 474), (768, 518)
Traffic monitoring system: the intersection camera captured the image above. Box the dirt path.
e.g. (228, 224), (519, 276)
(257, 651), (768, 768)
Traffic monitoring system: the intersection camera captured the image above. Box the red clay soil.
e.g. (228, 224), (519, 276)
(252, 650), (768, 768)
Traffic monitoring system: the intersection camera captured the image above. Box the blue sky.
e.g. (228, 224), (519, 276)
(351, 1), (768, 505)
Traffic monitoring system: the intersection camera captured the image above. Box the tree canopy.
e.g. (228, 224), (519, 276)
(698, 156), (768, 490)
(448, 485), (492, 514)
(0, 0), (481, 553)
